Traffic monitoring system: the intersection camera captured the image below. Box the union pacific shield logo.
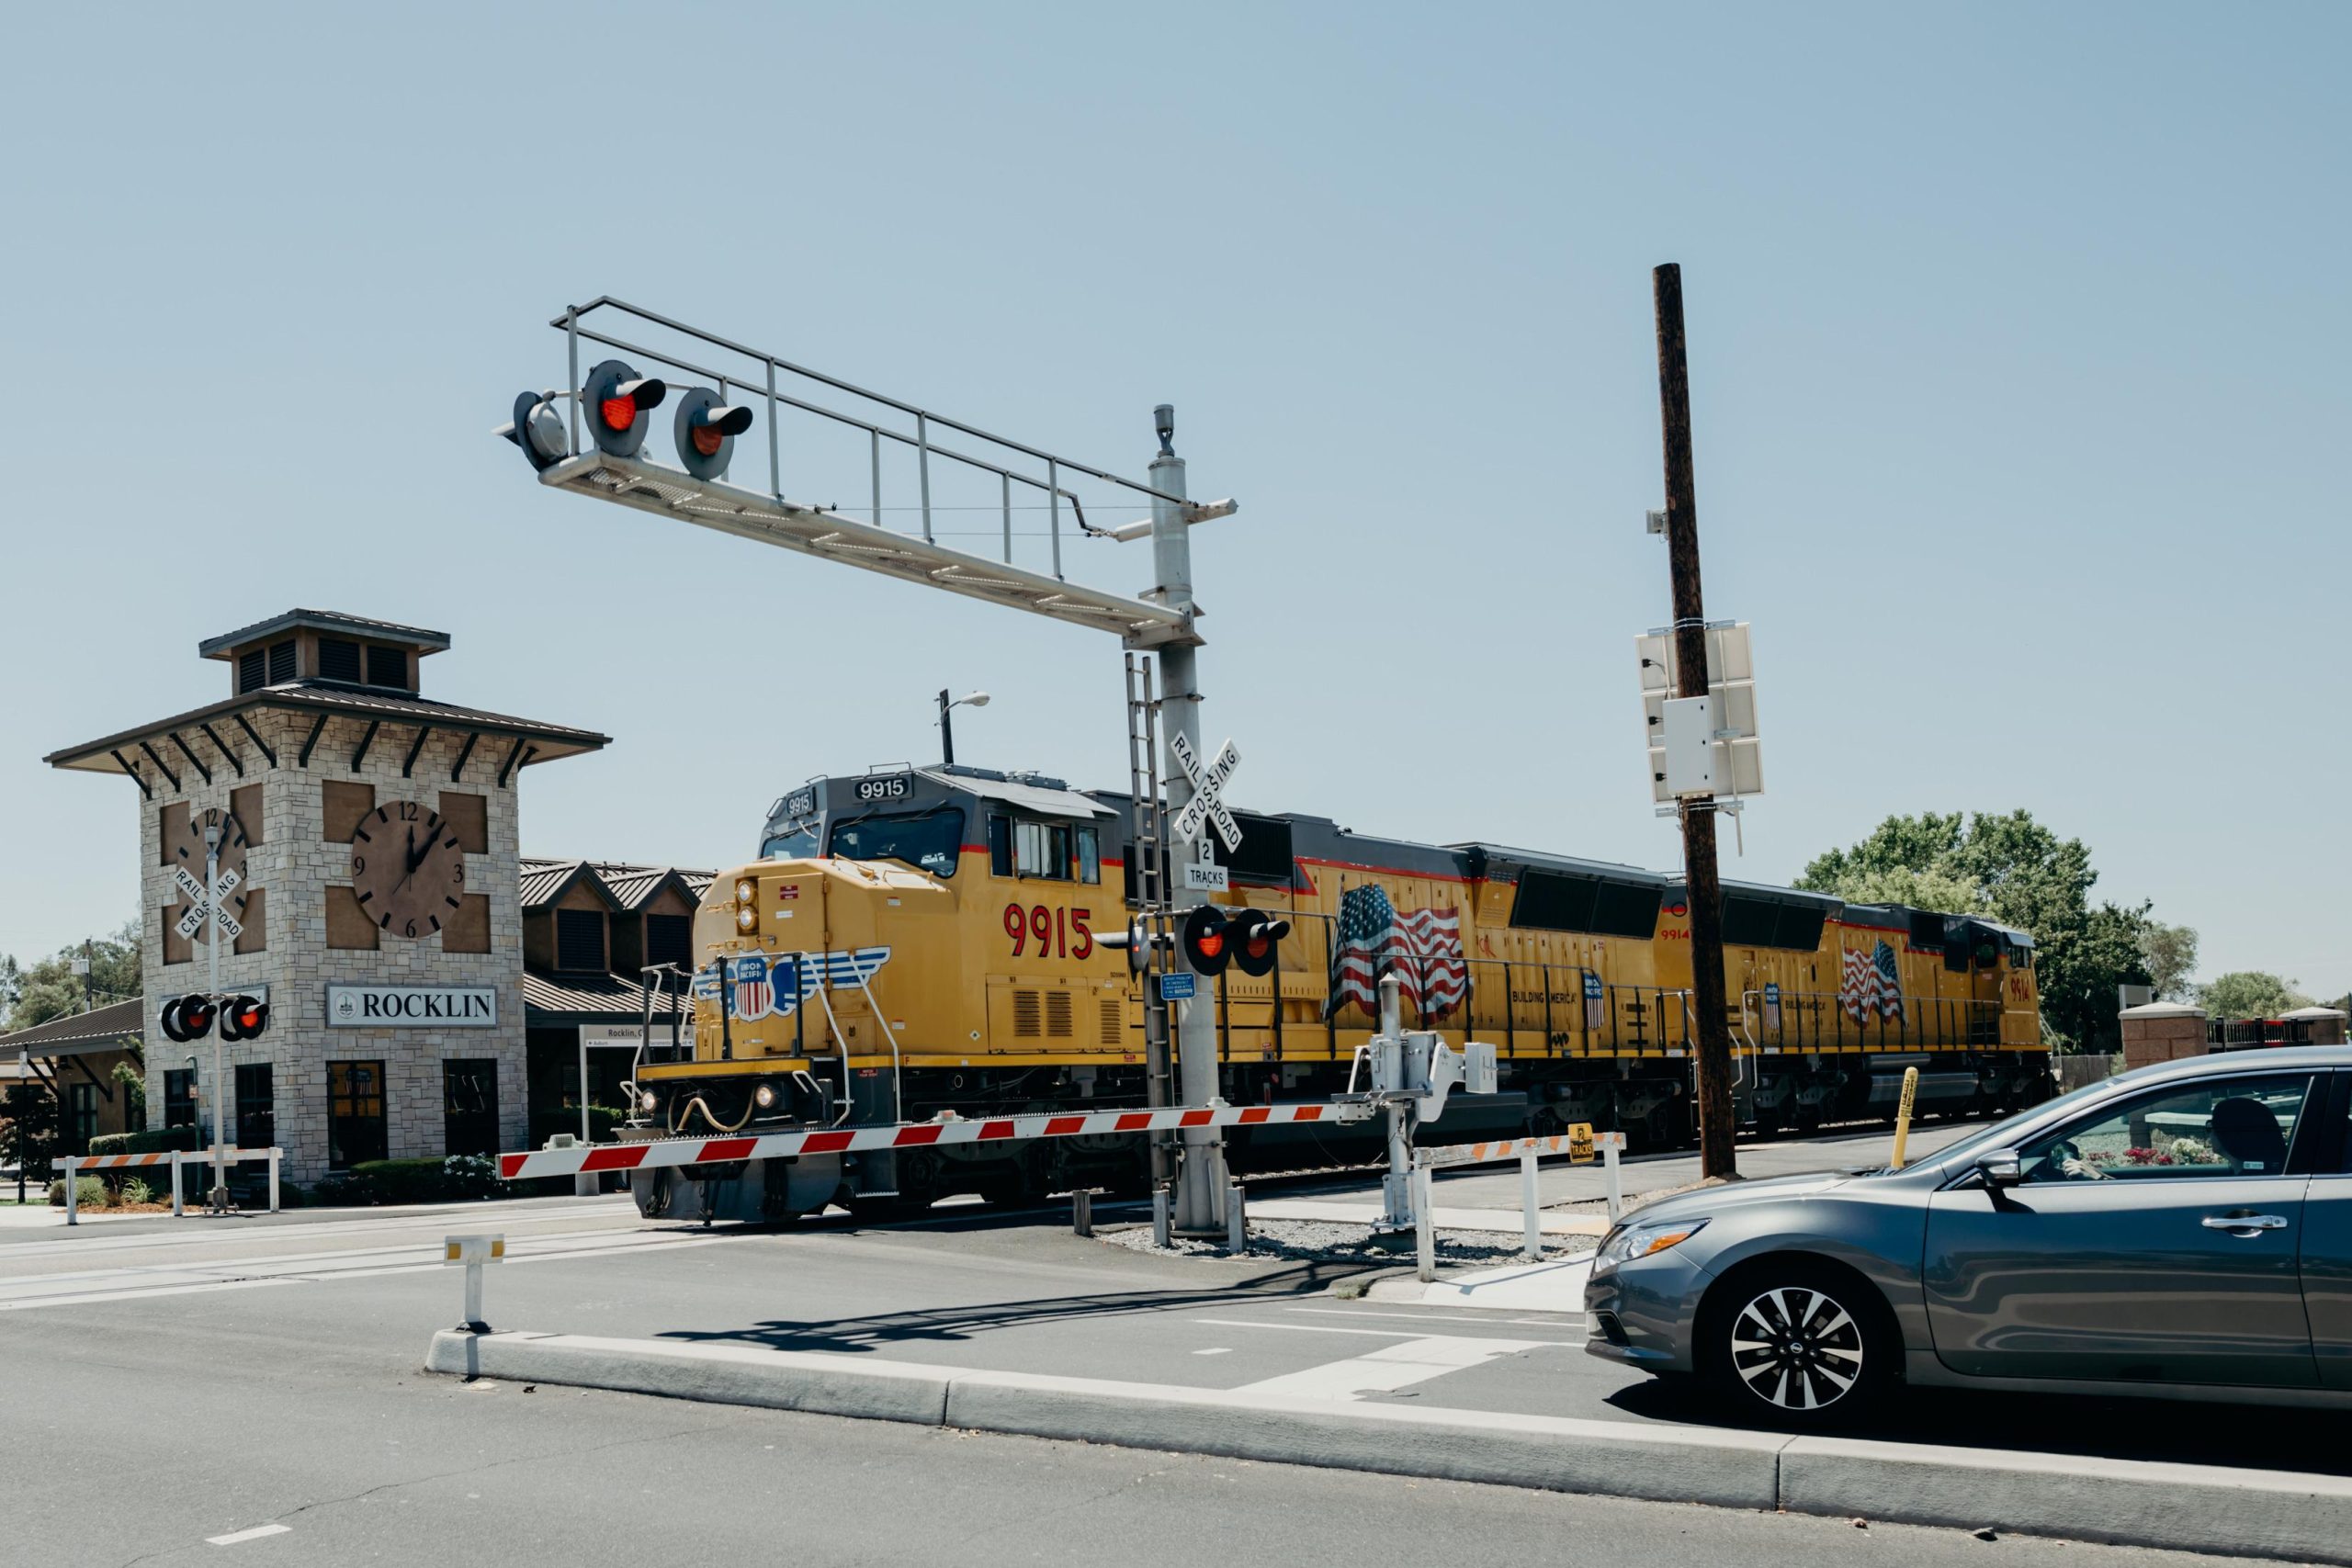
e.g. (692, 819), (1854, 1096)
(729, 954), (773, 1021)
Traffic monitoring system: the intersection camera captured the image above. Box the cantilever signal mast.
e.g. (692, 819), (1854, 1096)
(501, 299), (1247, 1234)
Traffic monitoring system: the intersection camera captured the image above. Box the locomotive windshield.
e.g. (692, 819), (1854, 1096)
(761, 822), (820, 860)
(828, 807), (966, 878)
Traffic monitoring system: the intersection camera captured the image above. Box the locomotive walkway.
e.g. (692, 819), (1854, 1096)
(6, 1126), (2345, 1564)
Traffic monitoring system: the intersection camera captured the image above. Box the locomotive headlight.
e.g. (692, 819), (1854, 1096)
(735, 903), (759, 933)
(638, 1090), (659, 1112)
(753, 1082), (778, 1109)
(736, 877), (757, 904)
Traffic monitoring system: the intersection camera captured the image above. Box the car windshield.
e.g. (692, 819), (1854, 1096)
(827, 807), (965, 878)
(1861, 1074), (2139, 1174)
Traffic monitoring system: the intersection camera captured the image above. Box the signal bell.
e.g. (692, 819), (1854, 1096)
(582, 358), (668, 457)
(219, 995), (270, 1042)
(673, 386), (754, 482)
(500, 391), (569, 472)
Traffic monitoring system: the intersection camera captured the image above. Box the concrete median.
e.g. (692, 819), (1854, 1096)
(1781, 1433), (2352, 1566)
(426, 1329), (2352, 1563)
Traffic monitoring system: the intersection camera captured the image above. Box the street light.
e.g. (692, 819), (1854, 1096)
(936, 689), (989, 765)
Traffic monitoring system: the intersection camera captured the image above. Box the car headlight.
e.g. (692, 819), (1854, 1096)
(1594, 1217), (1707, 1269)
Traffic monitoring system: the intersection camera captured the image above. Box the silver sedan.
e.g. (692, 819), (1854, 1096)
(1584, 1044), (2352, 1427)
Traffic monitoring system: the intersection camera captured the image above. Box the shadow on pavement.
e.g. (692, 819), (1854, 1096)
(1602, 1372), (2352, 1477)
(653, 1255), (1358, 1356)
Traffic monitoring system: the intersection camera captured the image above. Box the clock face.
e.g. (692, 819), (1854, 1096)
(166, 806), (251, 942)
(349, 800), (467, 939)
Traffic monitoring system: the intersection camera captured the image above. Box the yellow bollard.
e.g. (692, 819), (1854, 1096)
(1890, 1066), (1920, 1169)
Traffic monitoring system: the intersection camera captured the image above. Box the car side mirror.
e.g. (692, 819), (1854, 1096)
(1977, 1149), (2023, 1189)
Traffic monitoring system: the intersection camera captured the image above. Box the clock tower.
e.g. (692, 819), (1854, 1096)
(46, 611), (608, 1185)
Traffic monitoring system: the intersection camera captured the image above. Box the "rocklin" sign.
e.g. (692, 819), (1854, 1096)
(325, 984), (499, 1028)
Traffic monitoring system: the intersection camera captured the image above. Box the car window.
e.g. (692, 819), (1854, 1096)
(2018, 1073), (2313, 1183)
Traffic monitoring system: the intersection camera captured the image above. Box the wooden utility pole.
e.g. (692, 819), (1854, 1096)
(1652, 263), (1737, 1180)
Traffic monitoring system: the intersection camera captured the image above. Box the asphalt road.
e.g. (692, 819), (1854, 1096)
(0, 1122), (2332, 1564)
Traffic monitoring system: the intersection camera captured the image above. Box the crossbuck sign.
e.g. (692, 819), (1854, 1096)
(1169, 734), (1243, 895)
(172, 864), (243, 942)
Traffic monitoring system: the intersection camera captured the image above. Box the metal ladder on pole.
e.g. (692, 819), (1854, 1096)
(1125, 653), (1177, 1190)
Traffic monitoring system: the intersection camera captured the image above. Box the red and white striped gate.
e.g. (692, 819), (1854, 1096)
(498, 1100), (1369, 1182)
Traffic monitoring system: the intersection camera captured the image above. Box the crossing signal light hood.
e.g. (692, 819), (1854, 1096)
(1228, 906), (1290, 978)
(1181, 904), (1227, 976)
(219, 995), (270, 1042)
(673, 386), (753, 481)
(161, 994), (217, 1043)
(582, 358), (667, 457)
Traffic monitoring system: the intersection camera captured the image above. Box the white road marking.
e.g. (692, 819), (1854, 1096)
(1186, 1315), (1571, 1401)
(207, 1522), (290, 1545)
(0, 1197), (641, 1260)
(0, 1230), (725, 1312)
(1231, 1333), (1558, 1401)
(1193, 1347), (1232, 1356)
(1193, 1316), (1577, 1347)
(1283, 1305), (1586, 1326)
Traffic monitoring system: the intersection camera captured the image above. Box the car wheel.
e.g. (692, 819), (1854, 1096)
(1702, 1264), (1890, 1426)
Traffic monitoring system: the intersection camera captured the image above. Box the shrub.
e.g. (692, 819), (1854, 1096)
(47, 1177), (105, 1209)
(120, 1177), (153, 1205)
(88, 1126), (200, 1160)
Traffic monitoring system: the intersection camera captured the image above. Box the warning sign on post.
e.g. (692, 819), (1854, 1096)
(1567, 1122), (1596, 1164)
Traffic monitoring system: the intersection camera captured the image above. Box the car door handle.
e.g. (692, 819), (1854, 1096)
(2201, 1213), (2290, 1232)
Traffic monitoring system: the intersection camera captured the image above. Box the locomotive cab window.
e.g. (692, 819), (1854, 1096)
(762, 821), (820, 860)
(829, 807), (965, 879)
(989, 816), (1100, 883)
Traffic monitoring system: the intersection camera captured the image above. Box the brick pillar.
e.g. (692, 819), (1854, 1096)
(2119, 1002), (2209, 1071)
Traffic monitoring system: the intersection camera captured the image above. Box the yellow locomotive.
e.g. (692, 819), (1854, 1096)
(616, 764), (2047, 1221)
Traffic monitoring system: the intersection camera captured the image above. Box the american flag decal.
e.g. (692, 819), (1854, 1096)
(1326, 885), (1467, 1021)
(1838, 940), (1905, 1023)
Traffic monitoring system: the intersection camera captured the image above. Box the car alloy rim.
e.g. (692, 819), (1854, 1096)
(1729, 1287), (1863, 1410)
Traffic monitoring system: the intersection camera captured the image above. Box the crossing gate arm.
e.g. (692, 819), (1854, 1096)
(498, 1101), (1371, 1182)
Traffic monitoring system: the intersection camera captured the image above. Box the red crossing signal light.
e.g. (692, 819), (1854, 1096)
(582, 358), (667, 457)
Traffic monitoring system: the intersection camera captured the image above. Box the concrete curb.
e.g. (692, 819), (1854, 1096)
(426, 1330), (2352, 1563)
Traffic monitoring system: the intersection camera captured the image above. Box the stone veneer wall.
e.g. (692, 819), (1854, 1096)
(139, 709), (526, 1186)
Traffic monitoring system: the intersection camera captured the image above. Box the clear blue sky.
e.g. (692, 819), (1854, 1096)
(5, 4), (2345, 993)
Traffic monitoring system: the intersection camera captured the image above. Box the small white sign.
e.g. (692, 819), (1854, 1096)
(327, 985), (499, 1028)
(578, 1023), (651, 1048)
(1182, 863), (1230, 893)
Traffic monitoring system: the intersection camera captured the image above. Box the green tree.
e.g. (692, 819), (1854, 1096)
(2198, 971), (2311, 1022)
(2138, 921), (2199, 1002)
(1796, 809), (2153, 1052)
(6, 920), (141, 1034)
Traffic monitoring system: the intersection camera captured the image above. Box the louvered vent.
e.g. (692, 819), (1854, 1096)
(1012, 990), (1042, 1038)
(1046, 991), (1074, 1038)
(319, 638), (362, 682)
(238, 649), (266, 693)
(1099, 998), (1122, 1047)
(267, 639), (297, 683)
